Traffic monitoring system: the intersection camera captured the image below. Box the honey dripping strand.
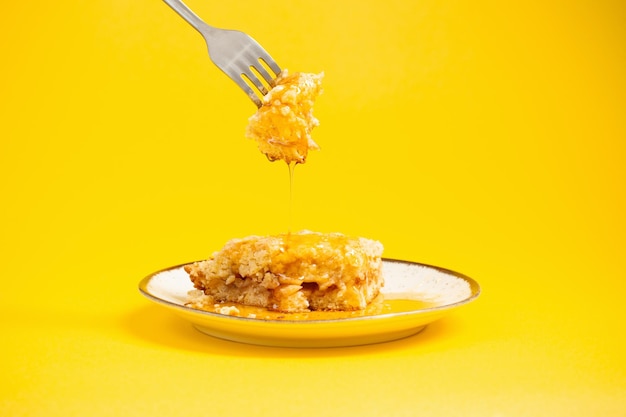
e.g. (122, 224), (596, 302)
(287, 161), (297, 234)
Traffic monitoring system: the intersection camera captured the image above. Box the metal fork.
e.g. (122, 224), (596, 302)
(163, 0), (281, 107)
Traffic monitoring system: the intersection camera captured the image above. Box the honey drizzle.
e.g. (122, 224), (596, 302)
(287, 161), (297, 233)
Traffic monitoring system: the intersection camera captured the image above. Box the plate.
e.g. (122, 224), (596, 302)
(138, 259), (480, 348)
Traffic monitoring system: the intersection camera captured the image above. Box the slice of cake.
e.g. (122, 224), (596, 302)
(184, 231), (384, 313)
(245, 70), (323, 164)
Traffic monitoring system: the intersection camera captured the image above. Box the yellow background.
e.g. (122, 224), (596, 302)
(1, 0), (624, 415)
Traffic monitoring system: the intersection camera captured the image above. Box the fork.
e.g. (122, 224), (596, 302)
(163, 0), (281, 107)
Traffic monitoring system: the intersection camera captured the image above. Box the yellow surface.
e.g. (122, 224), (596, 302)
(1, 0), (624, 415)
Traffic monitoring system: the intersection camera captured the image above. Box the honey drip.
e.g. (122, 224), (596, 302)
(287, 161), (297, 233)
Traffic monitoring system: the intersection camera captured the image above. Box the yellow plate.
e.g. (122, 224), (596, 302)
(138, 259), (480, 348)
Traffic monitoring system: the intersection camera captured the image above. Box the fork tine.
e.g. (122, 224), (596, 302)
(258, 54), (281, 76)
(230, 74), (263, 107)
(252, 62), (275, 87)
(244, 35), (281, 77)
(241, 67), (269, 96)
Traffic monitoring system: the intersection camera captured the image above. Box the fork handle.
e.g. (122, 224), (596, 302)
(163, 0), (215, 36)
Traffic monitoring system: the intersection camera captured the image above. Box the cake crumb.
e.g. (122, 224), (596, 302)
(215, 305), (240, 316)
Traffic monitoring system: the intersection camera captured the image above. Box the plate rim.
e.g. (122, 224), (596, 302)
(138, 258), (481, 325)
